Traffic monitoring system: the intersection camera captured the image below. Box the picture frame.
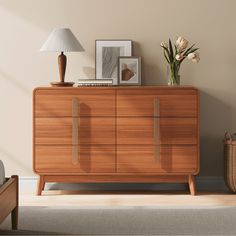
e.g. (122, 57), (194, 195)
(95, 40), (132, 85)
(118, 56), (141, 85)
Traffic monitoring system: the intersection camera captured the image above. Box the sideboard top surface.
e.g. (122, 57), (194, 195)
(34, 85), (197, 91)
(34, 86), (198, 96)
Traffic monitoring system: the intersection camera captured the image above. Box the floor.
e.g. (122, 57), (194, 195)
(20, 190), (236, 207)
(2, 188), (235, 235)
(19, 177), (234, 207)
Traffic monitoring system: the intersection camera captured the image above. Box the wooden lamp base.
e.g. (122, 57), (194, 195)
(51, 52), (74, 87)
(50, 82), (74, 87)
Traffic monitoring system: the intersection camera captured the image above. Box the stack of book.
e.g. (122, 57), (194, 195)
(77, 79), (113, 86)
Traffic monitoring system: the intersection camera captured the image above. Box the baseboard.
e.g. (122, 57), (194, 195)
(196, 176), (228, 191)
(19, 176), (38, 194)
(19, 176), (228, 193)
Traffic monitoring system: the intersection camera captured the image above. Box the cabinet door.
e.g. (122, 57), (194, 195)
(34, 89), (115, 117)
(117, 94), (198, 117)
(117, 145), (198, 173)
(35, 117), (115, 145)
(34, 145), (115, 173)
(117, 117), (197, 145)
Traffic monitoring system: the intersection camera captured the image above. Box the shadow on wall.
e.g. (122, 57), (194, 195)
(83, 66), (95, 78)
(200, 90), (234, 177)
(0, 67), (31, 95)
(0, 1), (66, 31)
(133, 41), (165, 85)
(0, 146), (30, 174)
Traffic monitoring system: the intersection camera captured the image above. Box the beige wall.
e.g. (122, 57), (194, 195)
(0, 0), (235, 177)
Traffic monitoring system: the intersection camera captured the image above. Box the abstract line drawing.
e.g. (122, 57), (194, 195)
(96, 40), (132, 85)
(102, 47), (120, 78)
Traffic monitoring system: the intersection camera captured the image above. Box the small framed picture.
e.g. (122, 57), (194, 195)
(118, 56), (141, 85)
(95, 40), (132, 85)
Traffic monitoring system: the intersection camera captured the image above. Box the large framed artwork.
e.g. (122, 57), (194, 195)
(95, 40), (132, 85)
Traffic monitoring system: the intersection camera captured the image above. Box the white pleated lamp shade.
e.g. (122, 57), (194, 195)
(40, 28), (84, 52)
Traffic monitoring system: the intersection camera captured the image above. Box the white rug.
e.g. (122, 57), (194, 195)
(1, 206), (236, 235)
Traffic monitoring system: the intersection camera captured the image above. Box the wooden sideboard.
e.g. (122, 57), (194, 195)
(33, 86), (199, 195)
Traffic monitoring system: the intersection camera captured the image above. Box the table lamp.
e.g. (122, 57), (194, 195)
(40, 28), (84, 86)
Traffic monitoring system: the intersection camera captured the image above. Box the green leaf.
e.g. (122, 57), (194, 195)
(169, 39), (174, 61)
(174, 45), (178, 54)
(164, 50), (170, 63)
(179, 55), (187, 64)
(164, 47), (170, 58)
(162, 46), (171, 63)
(183, 44), (196, 56)
(187, 48), (199, 54)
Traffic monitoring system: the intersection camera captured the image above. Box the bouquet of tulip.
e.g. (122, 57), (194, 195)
(160, 36), (200, 85)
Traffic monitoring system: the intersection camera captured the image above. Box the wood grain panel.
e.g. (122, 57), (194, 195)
(35, 117), (115, 145)
(37, 173), (193, 195)
(117, 117), (153, 145)
(117, 94), (197, 117)
(34, 145), (115, 173)
(44, 174), (189, 183)
(161, 95), (197, 117)
(34, 94), (115, 117)
(116, 87), (198, 95)
(34, 87), (115, 95)
(117, 145), (198, 173)
(117, 117), (197, 145)
(160, 118), (197, 144)
(79, 118), (115, 144)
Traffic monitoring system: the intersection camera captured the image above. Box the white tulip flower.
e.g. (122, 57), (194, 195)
(176, 36), (189, 51)
(160, 41), (167, 48)
(188, 52), (200, 63)
(175, 54), (184, 61)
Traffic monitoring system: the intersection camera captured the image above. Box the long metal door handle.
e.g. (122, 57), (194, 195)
(153, 98), (160, 162)
(72, 98), (79, 165)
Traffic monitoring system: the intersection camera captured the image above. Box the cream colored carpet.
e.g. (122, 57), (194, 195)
(1, 206), (236, 235)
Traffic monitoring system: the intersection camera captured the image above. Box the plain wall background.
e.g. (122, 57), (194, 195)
(0, 0), (235, 177)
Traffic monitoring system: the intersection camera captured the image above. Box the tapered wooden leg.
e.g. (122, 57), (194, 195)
(37, 175), (45, 196)
(188, 175), (196, 195)
(11, 206), (18, 230)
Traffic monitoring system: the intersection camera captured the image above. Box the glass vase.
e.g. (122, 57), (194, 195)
(167, 65), (180, 86)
